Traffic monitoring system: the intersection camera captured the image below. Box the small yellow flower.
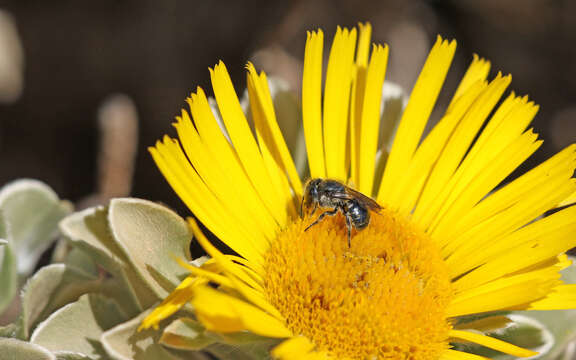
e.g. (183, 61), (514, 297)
(142, 23), (576, 359)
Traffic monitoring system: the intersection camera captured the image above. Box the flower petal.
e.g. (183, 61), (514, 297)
(192, 285), (292, 338)
(210, 62), (287, 226)
(411, 74), (511, 226)
(378, 36), (456, 204)
(448, 264), (562, 316)
(174, 109), (277, 242)
(188, 218), (284, 320)
(271, 336), (316, 359)
(441, 349), (490, 360)
(149, 138), (265, 265)
(389, 76), (488, 215)
(449, 329), (538, 358)
(246, 63), (302, 202)
(449, 55), (491, 108)
(357, 44), (389, 194)
(431, 97), (540, 241)
(453, 204), (576, 291)
(558, 189), (576, 207)
(302, 30), (325, 178)
(527, 284), (576, 310)
(443, 146), (576, 268)
(323, 27), (357, 181)
(139, 276), (199, 331)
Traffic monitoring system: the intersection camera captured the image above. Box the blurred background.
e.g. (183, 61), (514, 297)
(0, 0), (574, 215)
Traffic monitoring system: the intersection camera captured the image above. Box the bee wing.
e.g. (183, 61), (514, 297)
(349, 188), (383, 211)
(332, 187), (383, 212)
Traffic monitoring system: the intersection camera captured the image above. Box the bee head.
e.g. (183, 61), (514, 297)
(302, 178), (322, 211)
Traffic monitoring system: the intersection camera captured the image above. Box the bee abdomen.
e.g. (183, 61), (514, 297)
(345, 200), (369, 229)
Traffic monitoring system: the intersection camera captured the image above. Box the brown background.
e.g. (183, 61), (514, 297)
(0, 0), (574, 215)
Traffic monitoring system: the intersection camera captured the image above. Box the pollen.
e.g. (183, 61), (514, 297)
(264, 207), (454, 359)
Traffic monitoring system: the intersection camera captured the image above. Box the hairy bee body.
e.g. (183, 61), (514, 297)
(301, 179), (381, 247)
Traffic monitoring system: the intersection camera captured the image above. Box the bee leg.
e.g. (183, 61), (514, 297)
(301, 201), (318, 218)
(309, 202), (318, 216)
(345, 215), (352, 248)
(305, 209), (339, 232)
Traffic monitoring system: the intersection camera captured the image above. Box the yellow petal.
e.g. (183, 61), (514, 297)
(442, 144), (576, 263)
(378, 36), (456, 204)
(390, 78), (487, 215)
(246, 65), (296, 222)
(210, 62), (287, 226)
(558, 189), (576, 207)
(411, 74), (511, 228)
(224, 254), (264, 284)
(442, 146), (576, 275)
(431, 97), (539, 241)
(192, 285), (292, 338)
(186, 88), (279, 243)
(453, 203), (576, 291)
(173, 110), (277, 243)
(432, 130), (542, 244)
(323, 27), (357, 181)
(272, 336), (316, 359)
(448, 265), (561, 316)
(246, 63), (302, 200)
(188, 218), (284, 320)
(441, 349), (490, 360)
(302, 30), (325, 178)
(449, 330), (538, 358)
(528, 284), (576, 310)
(149, 139), (264, 265)
(349, 22), (372, 188)
(514, 254), (571, 275)
(355, 23), (371, 67)
(139, 276), (199, 331)
(175, 258), (234, 288)
(449, 55), (491, 109)
(357, 44), (389, 194)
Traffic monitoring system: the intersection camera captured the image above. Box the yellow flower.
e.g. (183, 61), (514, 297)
(142, 23), (576, 360)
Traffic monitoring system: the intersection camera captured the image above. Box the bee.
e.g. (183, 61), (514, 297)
(301, 178), (382, 247)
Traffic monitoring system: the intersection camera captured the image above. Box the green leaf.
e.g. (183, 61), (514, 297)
(205, 344), (257, 360)
(60, 199), (192, 312)
(0, 337), (55, 360)
(19, 264), (102, 339)
(0, 227), (17, 316)
(0, 179), (71, 276)
(101, 311), (191, 360)
(59, 207), (128, 274)
(205, 340), (278, 360)
(30, 294), (125, 359)
(59, 206), (154, 313)
(62, 247), (99, 278)
(54, 353), (94, 360)
(107, 198), (192, 299)
(160, 318), (216, 351)
(0, 323), (20, 338)
(561, 256), (576, 284)
(453, 315), (551, 359)
(516, 309), (576, 359)
(0, 180), (70, 315)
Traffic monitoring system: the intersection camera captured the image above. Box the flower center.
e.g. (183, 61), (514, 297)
(263, 207), (454, 359)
